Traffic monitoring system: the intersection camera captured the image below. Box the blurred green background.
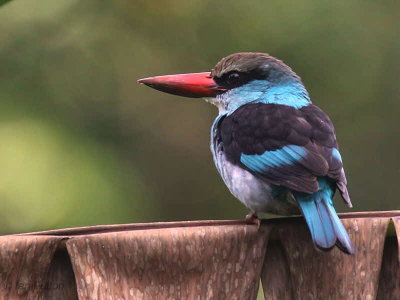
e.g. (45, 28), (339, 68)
(0, 0), (399, 234)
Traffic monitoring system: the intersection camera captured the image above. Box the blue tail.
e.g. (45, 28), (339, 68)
(294, 178), (355, 254)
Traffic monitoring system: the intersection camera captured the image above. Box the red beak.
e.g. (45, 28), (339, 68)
(138, 72), (226, 98)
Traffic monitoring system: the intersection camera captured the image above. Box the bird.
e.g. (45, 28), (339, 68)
(138, 52), (354, 254)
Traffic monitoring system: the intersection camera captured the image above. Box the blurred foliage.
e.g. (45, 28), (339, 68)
(0, 0), (399, 234)
(0, 0), (11, 7)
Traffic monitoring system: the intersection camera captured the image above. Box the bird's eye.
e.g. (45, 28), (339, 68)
(226, 72), (241, 85)
(214, 71), (248, 89)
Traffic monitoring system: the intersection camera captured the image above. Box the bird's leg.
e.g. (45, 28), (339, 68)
(245, 212), (261, 229)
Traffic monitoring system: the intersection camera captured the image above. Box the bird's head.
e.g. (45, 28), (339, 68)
(138, 52), (310, 114)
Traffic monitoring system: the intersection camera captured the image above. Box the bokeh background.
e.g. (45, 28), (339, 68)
(0, 0), (399, 234)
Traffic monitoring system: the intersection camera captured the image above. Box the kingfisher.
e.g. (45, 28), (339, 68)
(138, 52), (354, 254)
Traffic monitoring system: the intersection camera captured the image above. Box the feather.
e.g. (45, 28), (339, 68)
(295, 178), (355, 254)
(219, 102), (350, 205)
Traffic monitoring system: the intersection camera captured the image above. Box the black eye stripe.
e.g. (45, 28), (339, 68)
(214, 71), (250, 89)
(227, 72), (240, 85)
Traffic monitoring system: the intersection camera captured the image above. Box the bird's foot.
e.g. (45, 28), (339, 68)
(245, 212), (261, 230)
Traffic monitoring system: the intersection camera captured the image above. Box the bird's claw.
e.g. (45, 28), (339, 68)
(245, 212), (261, 230)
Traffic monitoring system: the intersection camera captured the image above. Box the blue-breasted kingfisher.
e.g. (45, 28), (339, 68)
(138, 52), (354, 254)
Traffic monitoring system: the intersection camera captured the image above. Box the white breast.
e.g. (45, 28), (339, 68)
(212, 144), (298, 215)
(210, 115), (299, 216)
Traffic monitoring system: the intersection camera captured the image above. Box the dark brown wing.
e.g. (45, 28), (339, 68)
(217, 103), (351, 206)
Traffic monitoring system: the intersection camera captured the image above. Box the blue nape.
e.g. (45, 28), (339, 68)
(224, 80), (311, 113)
(259, 83), (310, 108)
(294, 178), (354, 254)
(240, 145), (307, 173)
